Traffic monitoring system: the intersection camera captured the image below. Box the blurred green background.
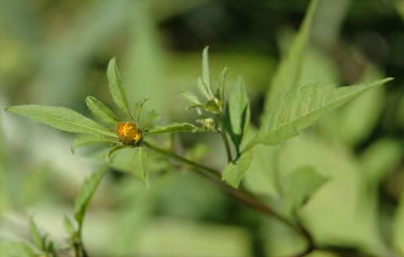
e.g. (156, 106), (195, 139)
(1, 0), (404, 256)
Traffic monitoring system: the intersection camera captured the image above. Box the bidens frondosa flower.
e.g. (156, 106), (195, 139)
(117, 122), (142, 146)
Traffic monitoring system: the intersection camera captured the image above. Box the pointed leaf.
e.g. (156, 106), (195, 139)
(29, 217), (43, 250)
(86, 96), (118, 125)
(145, 123), (197, 135)
(180, 91), (202, 106)
(107, 57), (132, 119)
(222, 150), (253, 188)
(201, 46), (213, 98)
(218, 67), (228, 101)
(71, 135), (117, 154)
(282, 167), (327, 215)
(106, 144), (127, 162)
(263, 0), (320, 117)
(74, 167), (107, 225)
(197, 77), (210, 99)
(254, 78), (392, 147)
(228, 77), (249, 135)
(134, 98), (148, 125)
(6, 105), (117, 138)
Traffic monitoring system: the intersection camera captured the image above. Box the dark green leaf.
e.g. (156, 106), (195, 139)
(145, 123), (197, 135)
(222, 150), (253, 188)
(74, 167), (107, 225)
(107, 57), (132, 120)
(29, 217), (42, 250)
(6, 105), (117, 138)
(71, 135), (117, 154)
(86, 96), (118, 125)
(205, 99), (220, 114)
(282, 167), (327, 214)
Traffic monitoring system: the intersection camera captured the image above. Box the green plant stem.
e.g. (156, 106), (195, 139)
(219, 130), (233, 162)
(143, 141), (310, 245)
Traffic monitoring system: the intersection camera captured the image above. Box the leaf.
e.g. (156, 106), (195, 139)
(134, 98), (148, 125)
(393, 190), (404, 256)
(180, 91), (202, 106)
(228, 77), (249, 135)
(86, 96), (118, 125)
(197, 77), (210, 99)
(201, 46), (213, 98)
(218, 67), (228, 102)
(107, 57), (132, 119)
(71, 135), (117, 154)
(253, 78), (392, 147)
(132, 147), (148, 182)
(6, 105), (117, 138)
(282, 167), (327, 215)
(29, 217), (43, 250)
(63, 215), (76, 236)
(0, 242), (37, 257)
(106, 144), (127, 162)
(222, 150), (253, 188)
(263, 0), (320, 117)
(74, 167), (107, 226)
(145, 123), (197, 135)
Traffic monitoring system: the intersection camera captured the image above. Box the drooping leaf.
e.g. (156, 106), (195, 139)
(86, 96), (118, 125)
(29, 217), (43, 250)
(134, 98), (149, 125)
(74, 167), (107, 226)
(251, 78), (392, 148)
(71, 135), (117, 154)
(222, 150), (253, 188)
(132, 147), (148, 182)
(63, 215), (76, 236)
(0, 242), (37, 257)
(201, 46), (213, 98)
(107, 57), (132, 120)
(263, 0), (320, 117)
(282, 167), (327, 215)
(6, 105), (117, 138)
(145, 123), (197, 135)
(106, 144), (127, 163)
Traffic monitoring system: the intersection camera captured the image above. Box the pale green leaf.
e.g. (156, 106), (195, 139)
(228, 77), (249, 135)
(74, 167), (107, 225)
(254, 78), (392, 147)
(201, 46), (213, 98)
(6, 105), (117, 138)
(282, 167), (327, 215)
(106, 144), (127, 163)
(29, 217), (43, 250)
(180, 91), (202, 106)
(222, 150), (253, 188)
(263, 0), (320, 118)
(145, 123), (197, 135)
(86, 96), (118, 125)
(134, 98), (148, 125)
(107, 57), (132, 119)
(0, 242), (37, 257)
(71, 135), (117, 154)
(197, 77), (210, 99)
(63, 215), (76, 236)
(132, 147), (148, 182)
(218, 67), (228, 101)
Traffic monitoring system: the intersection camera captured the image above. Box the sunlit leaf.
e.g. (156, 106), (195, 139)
(71, 135), (117, 154)
(222, 150), (253, 188)
(145, 123), (197, 135)
(251, 78), (392, 148)
(6, 105), (117, 138)
(107, 57), (132, 120)
(74, 167), (107, 226)
(86, 96), (118, 125)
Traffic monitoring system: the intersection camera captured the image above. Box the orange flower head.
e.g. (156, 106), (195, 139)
(117, 122), (142, 146)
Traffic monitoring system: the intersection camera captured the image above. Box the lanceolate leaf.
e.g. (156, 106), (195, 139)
(145, 123), (197, 135)
(71, 135), (117, 154)
(86, 96), (118, 125)
(282, 167), (327, 215)
(222, 150), (253, 188)
(134, 98), (148, 125)
(201, 46), (213, 98)
(74, 167), (107, 226)
(218, 67), (228, 102)
(107, 57), (132, 120)
(6, 105), (117, 138)
(29, 217), (43, 250)
(180, 91), (202, 106)
(228, 77), (249, 135)
(263, 0), (320, 119)
(251, 78), (392, 148)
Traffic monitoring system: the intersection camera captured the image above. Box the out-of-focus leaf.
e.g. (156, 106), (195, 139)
(71, 135), (117, 154)
(201, 46), (213, 98)
(29, 217), (43, 250)
(228, 77), (249, 136)
(6, 105), (117, 138)
(218, 67), (228, 101)
(180, 91), (202, 106)
(107, 144), (127, 163)
(63, 215), (76, 236)
(197, 77), (210, 100)
(86, 96), (118, 126)
(134, 98), (149, 125)
(393, 190), (404, 256)
(145, 123), (197, 135)
(107, 57), (132, 120)
(282, 167), (327, 215)
(132, 147), (148, 182)
(252, 78), (392, 148)
(0, 242), (37, 257)
(222, 150), (253, 188)
(74, 167), (107, 226)
(263, 0), (320, 116)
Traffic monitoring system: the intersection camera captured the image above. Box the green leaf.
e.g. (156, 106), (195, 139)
(201, 46), (213, 98)
(74, 167), (107, 226)
(180, 91), (202, 106)
(107, 57), (132, 119)
(393, 190), (404, 256)
(106, 144), (127, 163)
(145, 123), (197, 135)
(254, 78), (392, 147)
(29, 217), (43, 250)
(86, 96), (118, 125)
(0, 242), (37, 257)
(197, 77), (210, 99)
(263, 0), (320, 117)
(63, 215), (76, 236)
(228, 77), (249, 135)
(132, 147), (148, 182)
(282, 167), (327, 215)
(222, 150), (253, 188)
(71, 135), (117, 154)
(218, 67), (228, 102)
(134, 98), (148, 125)
(6, 105), (117, 138)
